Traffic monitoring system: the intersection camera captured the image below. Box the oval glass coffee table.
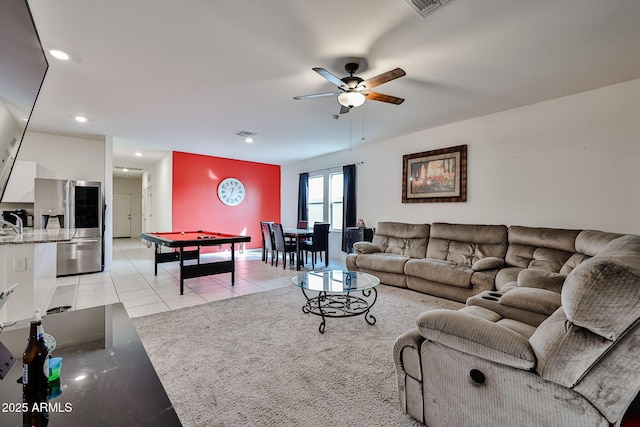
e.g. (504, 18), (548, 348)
(291, 270), (380, 333)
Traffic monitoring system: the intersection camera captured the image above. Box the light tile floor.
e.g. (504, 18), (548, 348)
(51, 238), (345, 318)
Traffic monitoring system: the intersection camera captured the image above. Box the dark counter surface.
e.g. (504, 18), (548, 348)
(0, 304), (181, 426)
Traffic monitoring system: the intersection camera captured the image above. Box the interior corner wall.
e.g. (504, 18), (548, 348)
(143, 152), (173, 233)
(281, 78), (640, 236)
(103, 136), (113, 271)
(172, 151), (280, 250)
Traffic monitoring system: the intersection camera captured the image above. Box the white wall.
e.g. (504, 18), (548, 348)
(19, 131), (106, 181)
(142, 152), (172, 232)
(0, 101), (19, 146)
(282, 77), (640, 251)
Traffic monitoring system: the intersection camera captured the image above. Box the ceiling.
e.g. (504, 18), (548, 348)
(25, 0), (640, 177)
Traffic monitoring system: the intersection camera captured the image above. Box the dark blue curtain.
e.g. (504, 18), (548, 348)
(297, 173), (308, 224)
(342, 164), (356, 252)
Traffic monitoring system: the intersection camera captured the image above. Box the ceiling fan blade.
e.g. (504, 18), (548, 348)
(339, 105), (350, 114)
(360, 68), (406, 90)
(293, 92), (339, 100)
(313, 67), (345, 88)
(364, 91), (405, 105)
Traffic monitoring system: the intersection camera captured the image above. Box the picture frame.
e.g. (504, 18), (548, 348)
(402, 145), (467, 203)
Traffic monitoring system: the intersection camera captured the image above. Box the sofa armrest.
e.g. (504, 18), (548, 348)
(353, 241), (381, 254)
(393, 329), (426, 381)
(517, 269), (566, 293)
(416, 309), (536, 370)
(472, 256), (505, 271)
(499, 287), (561, 316)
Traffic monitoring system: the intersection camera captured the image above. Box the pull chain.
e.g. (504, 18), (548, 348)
(361, 104), (366, 141)
(349, 111), (353, 151)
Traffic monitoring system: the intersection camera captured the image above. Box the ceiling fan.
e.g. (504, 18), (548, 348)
(294, 62), (406, 114)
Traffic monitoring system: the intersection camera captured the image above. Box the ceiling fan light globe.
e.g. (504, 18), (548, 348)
(338, 92), (366, 108)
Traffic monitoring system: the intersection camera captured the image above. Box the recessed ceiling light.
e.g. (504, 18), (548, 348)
(74, 116), (87, 123)
(135, 152), (142, 157)
(123, 167), (129, 172)
(50, 49), (70, 60)
(245, 137), (253, 143)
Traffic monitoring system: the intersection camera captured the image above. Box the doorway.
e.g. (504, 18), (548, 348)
(113, 193), (132, 238)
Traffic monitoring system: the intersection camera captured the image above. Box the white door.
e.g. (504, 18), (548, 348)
(144, 185), (153, 232)
(113, 193), (132, 238)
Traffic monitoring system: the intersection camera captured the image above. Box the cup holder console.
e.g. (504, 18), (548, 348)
(481, 292), (503, 302)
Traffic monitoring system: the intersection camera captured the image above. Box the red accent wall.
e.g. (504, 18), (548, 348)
(172, 151), (280, 251)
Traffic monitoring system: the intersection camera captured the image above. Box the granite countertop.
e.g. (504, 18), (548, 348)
(0, 228), (74, 245)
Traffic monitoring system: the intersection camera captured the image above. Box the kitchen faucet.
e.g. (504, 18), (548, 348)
(0, 213), (23, 235)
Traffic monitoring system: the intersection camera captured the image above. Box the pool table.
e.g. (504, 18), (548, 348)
(140, 231), (251, 294)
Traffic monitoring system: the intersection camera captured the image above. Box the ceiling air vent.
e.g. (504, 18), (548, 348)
(235, 130), (257, 138)
(402, 0), (453, 18)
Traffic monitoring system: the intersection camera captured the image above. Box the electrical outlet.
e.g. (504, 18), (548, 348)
(14, 257), (27, 272)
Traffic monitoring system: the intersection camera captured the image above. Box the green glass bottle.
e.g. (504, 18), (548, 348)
(22, 316), (49, 392)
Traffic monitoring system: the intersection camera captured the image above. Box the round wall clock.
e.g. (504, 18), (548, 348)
(217, 177), (245, 206)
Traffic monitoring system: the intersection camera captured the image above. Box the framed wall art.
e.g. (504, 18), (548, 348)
(402, 145), (467, 203)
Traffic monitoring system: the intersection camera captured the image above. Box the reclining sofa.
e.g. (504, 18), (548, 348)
(346, 222), (640, 425)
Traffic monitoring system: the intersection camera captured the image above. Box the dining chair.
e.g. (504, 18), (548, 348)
(272, 223), (297, 269)
(288, 220), (309, 245)
(260, 222), (275, 265)
(302, 223), (330, 268)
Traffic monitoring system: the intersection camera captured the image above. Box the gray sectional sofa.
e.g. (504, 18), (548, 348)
(346, 222), (640, 426)
(346, 222), (622, 306)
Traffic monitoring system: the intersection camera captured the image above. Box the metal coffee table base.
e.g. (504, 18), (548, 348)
(300, 288), (378, 333)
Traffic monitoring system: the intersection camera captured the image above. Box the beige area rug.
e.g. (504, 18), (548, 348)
(132, 284), (463, 426)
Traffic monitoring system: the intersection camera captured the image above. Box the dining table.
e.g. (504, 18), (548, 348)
(283, 227), (314, 270)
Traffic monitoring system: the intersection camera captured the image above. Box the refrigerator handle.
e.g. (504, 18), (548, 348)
(65, 180), (72, 229)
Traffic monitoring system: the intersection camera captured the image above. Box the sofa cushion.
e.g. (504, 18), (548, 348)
(472, 256), (505, 271)
(372, 222), (429, 258)
(459, 305), (502, 322)
(505, 226), (580, 272)
(575, 229), (625, 257)
(506, 245), (574, 272)
(495, 267), (522, 290)
(562, 235), (640, 340)
(496, 318), (537, 339)
(426, 223), (508, 266)
(558, 230), (625, 275)
(405, 259), (473, 288)
(508, 226), (580, 253)
(517, 269), (566, 293)
(353, 241), (380, 254)
(355, 253), (409, 274)
(530, 308), (613, 388)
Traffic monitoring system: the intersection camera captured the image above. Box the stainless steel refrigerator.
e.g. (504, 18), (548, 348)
(34, 178), (103, 276)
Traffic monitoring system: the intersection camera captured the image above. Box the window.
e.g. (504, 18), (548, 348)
(308, 175), (324, 226)
(306, 170), (344, 232)
(329, 172), (343, 231)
